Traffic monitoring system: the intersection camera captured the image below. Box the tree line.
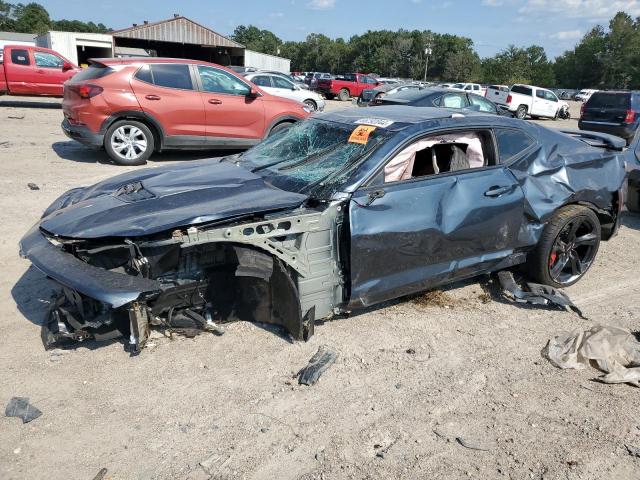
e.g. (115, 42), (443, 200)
(234, 11), (640, 89)
(0, 1), (109, 34)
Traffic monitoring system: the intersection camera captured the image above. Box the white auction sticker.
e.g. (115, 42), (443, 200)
(354, 118), (394, 128)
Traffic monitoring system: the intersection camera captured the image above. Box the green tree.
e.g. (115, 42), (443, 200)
(0, 0), (16, 30)
(444, 49), (481, 82)
(13, 2), (50, 34)
(231, 25), (282, 56)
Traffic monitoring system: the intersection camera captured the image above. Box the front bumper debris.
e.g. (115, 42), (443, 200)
(20, 225), (161, 308)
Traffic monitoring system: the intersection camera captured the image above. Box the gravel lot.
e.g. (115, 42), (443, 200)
(2, 97), (640, 480)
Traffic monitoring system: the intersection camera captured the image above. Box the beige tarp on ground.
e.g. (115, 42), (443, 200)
(543, 325), (640, 386)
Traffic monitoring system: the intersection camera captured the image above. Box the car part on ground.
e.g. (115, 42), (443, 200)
(543, 325), (640, 386)
(61, 58), (309, 165)
(497, 270), (585, 318)
(298, 345), (338, 385)
(557, 103), (571, 119)
(5, 397), (42, 424)
(20, 106), (627, 353)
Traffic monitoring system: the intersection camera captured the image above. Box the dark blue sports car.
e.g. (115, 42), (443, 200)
(20, 107), (627, 350)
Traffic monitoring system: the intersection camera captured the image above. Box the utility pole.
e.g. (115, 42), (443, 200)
(424, 35), (433, 83)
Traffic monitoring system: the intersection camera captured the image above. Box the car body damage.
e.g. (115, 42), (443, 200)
(19, 106), (627, 352)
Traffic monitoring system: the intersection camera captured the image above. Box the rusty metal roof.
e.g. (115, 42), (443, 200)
(111, 16), (244, 49)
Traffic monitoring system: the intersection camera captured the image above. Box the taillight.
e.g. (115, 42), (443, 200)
(624, 109), (636, 123)
(580, 103), (585, 118)
(69, 84), (103, 99)
(506, 94), (512, 104)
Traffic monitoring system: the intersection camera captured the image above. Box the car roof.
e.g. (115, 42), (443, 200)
(89, 57), (219, 67)
(313, 105), (487, 130)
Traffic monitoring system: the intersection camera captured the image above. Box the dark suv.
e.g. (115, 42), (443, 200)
(579, 91), (640, 144)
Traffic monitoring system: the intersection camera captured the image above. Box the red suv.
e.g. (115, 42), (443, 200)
(62, 58), (311, 165)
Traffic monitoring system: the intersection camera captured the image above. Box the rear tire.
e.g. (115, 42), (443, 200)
(104, 120), (154, 166)
(338, 88), (350, 101)
(524, 205), (600, 288)
(515, 105), (528, 120)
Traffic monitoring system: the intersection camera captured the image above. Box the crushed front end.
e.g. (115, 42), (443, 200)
(20, 204), (345, 353)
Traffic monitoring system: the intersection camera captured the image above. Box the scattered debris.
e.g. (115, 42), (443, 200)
(374, 440), (397, 459)
(5, 397), (42, 423)
(27, 183), (40, 191)
(626, 444), (640, 458)
(0, 141), (10, 147)
(199, 453), (231, 476)
(412, 290), (460, 308)
(8, 114), (25, 119)
(567, 460), (579, 468)
(49, 348), (64, 362)
(406, 348), (416, 355)
(497, 270), (586, 319)
(456, 436), (494, 451)
(478, 292), (492, 304)
(543, 325), (640, 386)
(251, 411), (302, 439)
(92, 468), (108, 480)
(433, 429), (450, 441)
(298, 345), (338, 386)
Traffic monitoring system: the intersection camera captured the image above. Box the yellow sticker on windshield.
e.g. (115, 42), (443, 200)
(348, 125), (376, 144)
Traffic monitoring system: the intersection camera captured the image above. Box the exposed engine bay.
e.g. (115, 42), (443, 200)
(39, 204), (345, 353)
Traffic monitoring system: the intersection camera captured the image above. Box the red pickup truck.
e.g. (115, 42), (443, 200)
(315, 73), (379, 101)
(0, 45), (80, 97)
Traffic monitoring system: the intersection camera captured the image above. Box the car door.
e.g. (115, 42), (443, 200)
(250, 74), (276, 95)
(348, 128), (526, 307)
(32, 50), (72, 95)
(468, 95), (498, 114)
(131, 63), (206, 142)
(196, 65), (266, 142)
(439, 93), (469, 109)
(531, 89), (549, 116)
(270, 75), (299, 102)
(544, 90), (559, 117)
(5, 47), (36, 94)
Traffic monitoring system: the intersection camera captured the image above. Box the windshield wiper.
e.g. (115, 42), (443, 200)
(277, 143), (344, 171)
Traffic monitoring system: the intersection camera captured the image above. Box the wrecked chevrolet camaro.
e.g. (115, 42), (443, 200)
(20, 106), (627, 351)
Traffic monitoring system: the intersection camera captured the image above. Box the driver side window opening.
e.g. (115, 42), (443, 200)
(383, 130), (495, 183)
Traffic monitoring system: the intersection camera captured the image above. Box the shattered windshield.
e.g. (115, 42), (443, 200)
(239, 119), (392, 196)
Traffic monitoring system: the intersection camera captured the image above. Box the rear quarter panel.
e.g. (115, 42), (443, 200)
(506, 124), (626, 246)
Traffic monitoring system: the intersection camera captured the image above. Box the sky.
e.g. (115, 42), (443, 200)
(40, 0), (640, 58)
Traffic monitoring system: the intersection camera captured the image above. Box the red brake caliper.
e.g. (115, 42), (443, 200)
(549, 251), (557, 267)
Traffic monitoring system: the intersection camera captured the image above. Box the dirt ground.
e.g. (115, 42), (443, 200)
(1, 97), (639, 480)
